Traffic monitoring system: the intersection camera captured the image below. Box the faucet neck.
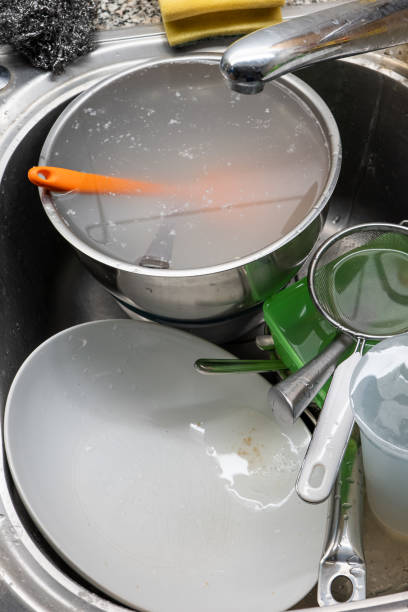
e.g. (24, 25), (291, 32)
(221, 0), (408, 93)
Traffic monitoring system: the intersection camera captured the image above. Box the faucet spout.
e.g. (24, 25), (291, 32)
(220, 0), (408, 94)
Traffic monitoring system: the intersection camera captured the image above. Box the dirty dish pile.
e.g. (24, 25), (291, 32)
(35, 54), (340, 323)
(20, 47), (407, 610)
(4, 320), (329, 612)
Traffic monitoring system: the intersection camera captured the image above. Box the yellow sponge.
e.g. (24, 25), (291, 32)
(158, 0), (284, 46)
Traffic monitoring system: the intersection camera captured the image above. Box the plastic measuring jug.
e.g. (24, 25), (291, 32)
(350, 333), (408, 538)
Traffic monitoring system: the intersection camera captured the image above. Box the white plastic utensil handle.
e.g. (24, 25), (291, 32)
(296, 352), (362, 504)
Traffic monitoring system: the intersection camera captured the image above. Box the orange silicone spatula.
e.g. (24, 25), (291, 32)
(28, 166), (169, 196)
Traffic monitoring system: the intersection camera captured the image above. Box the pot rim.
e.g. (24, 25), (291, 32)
(39, 53), (342, 279)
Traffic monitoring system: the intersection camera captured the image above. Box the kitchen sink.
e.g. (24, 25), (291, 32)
(1, 15), (408, 612)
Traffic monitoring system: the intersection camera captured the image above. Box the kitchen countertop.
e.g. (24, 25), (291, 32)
(96, 0), (337, 29)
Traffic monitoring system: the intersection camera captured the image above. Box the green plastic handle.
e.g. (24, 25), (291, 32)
(194, 358), (286, 374)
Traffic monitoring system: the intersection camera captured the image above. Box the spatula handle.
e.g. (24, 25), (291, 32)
(28, 166), (164, 195)
(296, 352), (361, 503)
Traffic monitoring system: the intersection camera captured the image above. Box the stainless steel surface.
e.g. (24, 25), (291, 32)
(194, 357), (285, 373)
(120, 299), (265, 343)
(38, 56), (340, 324)
(1, 22), (408, 612)
(74, 185), (325, 322)
(268, 335), (353, 424)
(0, 65), (10, 90)
(318, 439), (366, 606)
(221, 0), (408, 94)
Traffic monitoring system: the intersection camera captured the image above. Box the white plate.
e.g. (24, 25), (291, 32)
(5, 320), (328, 612)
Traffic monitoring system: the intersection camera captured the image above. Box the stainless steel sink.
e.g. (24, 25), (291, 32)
(1, 14), (408, 612)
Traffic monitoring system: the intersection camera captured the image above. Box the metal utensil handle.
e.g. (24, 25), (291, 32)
(139, 216), (173, 269)
(268, 335), (352, 424)
(296, 353), (361, 503)
(318, 441), (366, 605)
(194, 358), (285, 374)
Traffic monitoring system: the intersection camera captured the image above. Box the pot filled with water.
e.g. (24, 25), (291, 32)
(33, 54), (341, 323)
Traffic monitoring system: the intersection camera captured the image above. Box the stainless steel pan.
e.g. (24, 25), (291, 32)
(38, 54), (341, 324)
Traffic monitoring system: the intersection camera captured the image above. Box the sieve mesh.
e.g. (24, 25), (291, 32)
(309, 227), (408, 338)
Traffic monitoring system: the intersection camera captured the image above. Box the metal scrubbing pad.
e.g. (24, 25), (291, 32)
(0, 0), (97, 73)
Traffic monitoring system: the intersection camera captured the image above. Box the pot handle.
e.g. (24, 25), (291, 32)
(268, 334), (352, 424)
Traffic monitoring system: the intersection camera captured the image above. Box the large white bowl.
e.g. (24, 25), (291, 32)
(5, 320), (328, 611)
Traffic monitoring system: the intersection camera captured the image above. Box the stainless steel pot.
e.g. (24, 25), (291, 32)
(39, 53), (341, 323)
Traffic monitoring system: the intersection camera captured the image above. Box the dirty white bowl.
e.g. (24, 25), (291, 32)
(5, 320), (328, 612)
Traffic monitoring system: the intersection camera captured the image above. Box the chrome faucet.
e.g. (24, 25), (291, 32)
(220, 0), (408, 94)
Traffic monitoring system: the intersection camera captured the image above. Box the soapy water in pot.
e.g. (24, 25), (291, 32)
(46, 62), (331, 270)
